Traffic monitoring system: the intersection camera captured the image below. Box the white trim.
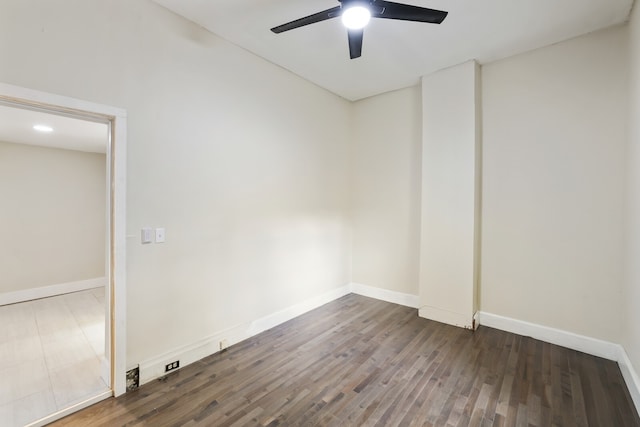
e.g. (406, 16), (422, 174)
(0, 82), (128, 397)
(345, 284), (634, 406)
(247, 285), (352, 336)
(618, 347), (640, 413)
(110, 99), (127, 397)
(139, 323), (244, 385)
(134, 285), (640, 415)
(138, 284), (352, 385)
(26, 390), (111, 427)
(0, 82), (126, 118)
(419, 305), (475, 329)
(349, 282), (420, 308)
(477, 311), (620, 361)
(478, 311), (640, 414)
(0, 278), (105, 306)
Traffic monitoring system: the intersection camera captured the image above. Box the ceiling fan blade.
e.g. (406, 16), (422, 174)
(271, 6), (342, 33)
(348, 29), (364, 59)
(373, 1), (447, 24)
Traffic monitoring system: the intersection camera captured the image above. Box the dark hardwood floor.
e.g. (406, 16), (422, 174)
(51, 294), (640, 426)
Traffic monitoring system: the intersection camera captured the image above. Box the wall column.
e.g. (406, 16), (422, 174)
(419, 60), (481, 329)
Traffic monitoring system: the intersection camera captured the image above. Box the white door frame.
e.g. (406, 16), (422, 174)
(0, 82), (127, 398)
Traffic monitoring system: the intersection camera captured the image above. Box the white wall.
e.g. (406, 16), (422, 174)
(625, 3), (640, 380)
(0, 141), (106, 293)
(351, 87), (422, 295)
(0, 0), (352, 365)
(351, 26), (630, 346)
(481, 26), (628, 343)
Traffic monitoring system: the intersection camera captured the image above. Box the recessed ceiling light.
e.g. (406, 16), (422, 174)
(33, 124), (53, 133)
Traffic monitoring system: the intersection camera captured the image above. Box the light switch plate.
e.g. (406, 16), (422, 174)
(141, 227), (153, 244)
(155, 228), (166, 243)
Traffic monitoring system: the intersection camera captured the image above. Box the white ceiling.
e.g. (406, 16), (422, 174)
(153, 0), (633, 101)
(0, 104), (108, 154)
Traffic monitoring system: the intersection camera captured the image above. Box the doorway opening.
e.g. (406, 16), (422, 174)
(0, 82), (126, 426)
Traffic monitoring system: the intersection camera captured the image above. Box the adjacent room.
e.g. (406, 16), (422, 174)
(1, 0), (640, 425)
(0, 106), (111, 426)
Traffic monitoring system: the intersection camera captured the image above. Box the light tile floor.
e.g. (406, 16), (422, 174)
(0, 288), (108, 427)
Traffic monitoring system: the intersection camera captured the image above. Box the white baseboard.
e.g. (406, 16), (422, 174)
(618, 348), (640, 413)
(138, 283), (352, 385)
(478, 311), (640, 414)
(349, 282), (420, 308)
(477, 311), (620, 361)
(139, 283), (422, 385)
(0, 277), (105, 306)
(27, 390), (112, 427)
(247, 285), (352, 336)
(138, 322), (247, 385)
(134, 284), (640, 416)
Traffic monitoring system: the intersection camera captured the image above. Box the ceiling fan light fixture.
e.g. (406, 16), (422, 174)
(270, 0), (448, 59)
(341, 5), (371, 30)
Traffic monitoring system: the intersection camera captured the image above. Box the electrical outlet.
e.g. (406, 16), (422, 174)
(165, 360), (180, 372)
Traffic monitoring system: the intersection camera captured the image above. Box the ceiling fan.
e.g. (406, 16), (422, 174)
(270, 0), (448, 59)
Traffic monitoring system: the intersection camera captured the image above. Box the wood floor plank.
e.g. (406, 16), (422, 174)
(50, 295), (640, 426)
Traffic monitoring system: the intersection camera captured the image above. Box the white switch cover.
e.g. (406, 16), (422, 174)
(141, 227), (153, 244)
(155, 228), (166, 243)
